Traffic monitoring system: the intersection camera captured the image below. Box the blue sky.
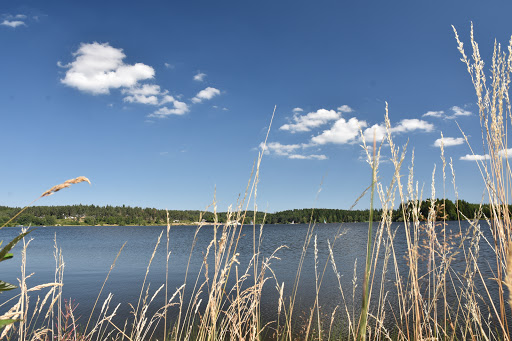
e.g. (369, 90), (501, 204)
(1, 1), (510, 212)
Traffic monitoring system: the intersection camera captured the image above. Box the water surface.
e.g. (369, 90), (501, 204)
(0, 221), (501, 337)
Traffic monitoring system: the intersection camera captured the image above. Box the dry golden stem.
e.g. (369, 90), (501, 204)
(40, 176), (91, 198)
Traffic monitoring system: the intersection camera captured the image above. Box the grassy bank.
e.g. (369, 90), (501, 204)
(2, 26), (512, 340)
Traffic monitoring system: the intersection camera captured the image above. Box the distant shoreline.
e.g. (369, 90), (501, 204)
(11, 220), (475, 228)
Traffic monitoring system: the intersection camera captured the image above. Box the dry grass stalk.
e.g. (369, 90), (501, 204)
(40, 176), (91, 198)
(0, 176), (91, 230)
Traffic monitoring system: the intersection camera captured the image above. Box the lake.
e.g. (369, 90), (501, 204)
(0, 221), (503, 338)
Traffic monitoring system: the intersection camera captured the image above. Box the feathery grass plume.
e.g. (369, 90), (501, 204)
(1, 176), (91, 339)
(453, 23), (512, 339)
(357, 130), (377, 341)
(0, 176), (91, 230)
(40, 176), (91, 198)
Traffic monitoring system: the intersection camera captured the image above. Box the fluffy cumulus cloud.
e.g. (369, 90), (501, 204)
(337, 105), (353, 113)
(423, 106), (472, 120)
(260, 142), (326, 160)
(193, 72), (206, 82)
(392, 119), (434, 133)
(312, 117), (433, 146)
(460, 154), (489, 161)
(311, 117), (367, 144)
(361, 119), (433, 143)
(271, 105), (436, 160)
(60, 42), (155, 95)
(192, 87), (221, 103)
(148, 100), (189, 118)
(1, 19), (25, 27)
(292, 107), (303, 113)
(122, 84), (162, 105)
(460, 148), (512, 161)
(1, 14), (28, 28)
(280, 109), (341, 133)
(362, 123), (387, 142)
(120, 82), (192, 118)
(423, 110), (444, 118)
(433, 137), (465, 147)
(499, 148), (512, 157)
(260, 142), (301, 156)
(451, 106), (472, 117)
(57, 41), (232, 120)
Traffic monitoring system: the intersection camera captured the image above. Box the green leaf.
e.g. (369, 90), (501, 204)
(0, 281), (17, 292)
(0, 229), (34, 263)
(0, 319), (20, 329)
(2, 253), (13, 261)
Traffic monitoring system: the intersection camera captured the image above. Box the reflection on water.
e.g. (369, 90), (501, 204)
(0, 221), (503, 337)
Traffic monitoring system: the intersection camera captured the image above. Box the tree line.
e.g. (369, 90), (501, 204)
(0, 199), (494, 227)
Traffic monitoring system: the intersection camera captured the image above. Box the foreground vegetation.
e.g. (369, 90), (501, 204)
(2, 25), (512, 340)
(0, 198), (492, 226)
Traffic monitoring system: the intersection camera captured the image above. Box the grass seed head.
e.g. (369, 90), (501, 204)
(40, 176), (91, 197)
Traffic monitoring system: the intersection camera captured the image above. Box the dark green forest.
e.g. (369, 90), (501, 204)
(0, 199), (493, 227)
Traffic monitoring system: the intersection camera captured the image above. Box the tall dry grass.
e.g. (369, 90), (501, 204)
(2, 26), (512, 341)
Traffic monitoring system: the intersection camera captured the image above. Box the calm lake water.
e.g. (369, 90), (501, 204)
(0, 221), (502, 337)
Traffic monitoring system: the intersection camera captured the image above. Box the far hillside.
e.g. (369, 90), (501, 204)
(0, 199), (493, 226)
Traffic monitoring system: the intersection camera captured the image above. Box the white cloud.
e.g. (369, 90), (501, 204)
(423, 110), (444, 118)
(192, 87), (221, 103)
(423, 107), (472, 120)
(260, 142), (301, 156)
(311, 117), (367, 145)
(392, 119), (434, 133)
(159, 95), (176, 105)
(120, 83), (190, 119)
(460, 154), (489, 161)
(460, 148), (512, 161)
(124, 84), (161, 96)
(288, 154), (327, 160)
(362, 123), (387, 143)
(164, 63), (175, 69)
(292, 107), (303, 113)
(122, 84), (163, 105)
(451, 106), (472, 117)
(280, 109), (341, 133)
(124, 94), (159, 105)
(1, 20), (25, 28)
(148, 100), (189, 118)
(314, 117), (433, 146)
(260, 142), (326, 160)
(193, 72), (206, 82)
(337, 105), (353, 113)
(60, 42), (155, 95)
(498, 148), (512, 158)
(0, 14), (34, 28)
(433, 137), (465, 147)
